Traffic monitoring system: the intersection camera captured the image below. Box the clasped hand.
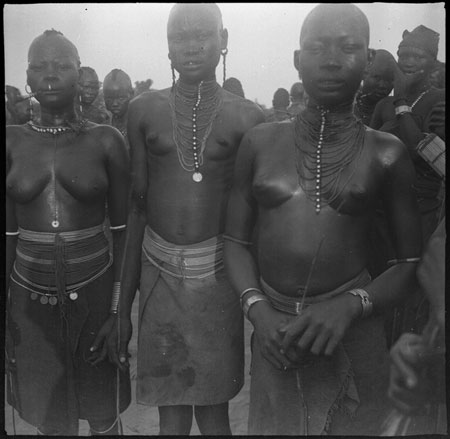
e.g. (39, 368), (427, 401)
(253, 295), (360, 370)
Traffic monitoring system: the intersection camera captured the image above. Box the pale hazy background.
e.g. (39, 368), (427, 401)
(3, 3), (446, 107)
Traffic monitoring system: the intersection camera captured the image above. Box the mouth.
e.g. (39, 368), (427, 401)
(182, 60), (203, 69)
(316, 80), (345, 91)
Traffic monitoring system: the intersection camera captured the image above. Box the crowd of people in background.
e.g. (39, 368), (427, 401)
(5, 3), (446, 437)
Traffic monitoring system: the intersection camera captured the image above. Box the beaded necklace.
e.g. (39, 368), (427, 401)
(169, 80), (223, 182)
(294, 105), (365, 213)
(410, 89), (429, 109)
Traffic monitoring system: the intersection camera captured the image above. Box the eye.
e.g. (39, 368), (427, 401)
(28, 64), (43, 72)
(342, 44), (358, 54)
(305, 43), (323, 55)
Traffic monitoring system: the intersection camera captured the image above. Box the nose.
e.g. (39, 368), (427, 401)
(322, 46), (342, 70)
(184, 38), (202, 55)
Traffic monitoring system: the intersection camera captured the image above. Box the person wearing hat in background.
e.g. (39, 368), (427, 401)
(370, 25), (445, 348)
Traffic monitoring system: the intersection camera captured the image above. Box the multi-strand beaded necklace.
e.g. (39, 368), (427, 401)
(294, 105), (365, 214)
(169, 80), (223, 182)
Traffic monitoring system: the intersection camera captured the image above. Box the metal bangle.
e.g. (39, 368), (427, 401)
(347, 288), (373, 318)
(242, 293), (270, 319)
(395, 105), (412, 116)
(6, 231), (20, 236)
(110, 224), (127, 231)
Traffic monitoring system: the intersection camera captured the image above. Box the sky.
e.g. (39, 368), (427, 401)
(3, 3), (446, 108)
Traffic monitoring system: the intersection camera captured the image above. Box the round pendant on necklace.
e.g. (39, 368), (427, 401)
(69, 292), (78, 301)
(49, 296), (58, 306)
(52, 220), (59, 228)
(30, 292), (38, 301)
(193, 172), (203, 182)
(40, 295), (49, 305)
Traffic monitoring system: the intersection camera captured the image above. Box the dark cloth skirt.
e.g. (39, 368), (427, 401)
(7, 228), (130, 431)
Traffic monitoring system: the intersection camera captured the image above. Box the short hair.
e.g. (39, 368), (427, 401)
(223, 77), (245, 98)
(273, 88), (290, 107)
(79, 66), (99, 82)
(168, 3), (223, 30)
(104, 69), (133, 91)
(28, 29), (80, 66)
(300, 4), (370, 47)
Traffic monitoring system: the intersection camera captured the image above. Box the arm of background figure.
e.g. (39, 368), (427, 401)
(369, 99), (384, 130)
(224, 129), (293, 370)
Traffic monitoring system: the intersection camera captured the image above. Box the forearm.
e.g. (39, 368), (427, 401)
(365, 262), (418, 314)
(5, 236), (18, 294)
(119, 209), (146, 317)
(396, 112), (426, 158)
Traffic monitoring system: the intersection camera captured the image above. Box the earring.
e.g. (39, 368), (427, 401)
(25, 84), (34, 121)
(78, 93), (83, 115)
(221, 48), (228, 85)
(171, 64), (177, 91)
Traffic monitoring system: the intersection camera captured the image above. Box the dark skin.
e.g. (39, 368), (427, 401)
(224, 4), (422, 372)
(361, 49), (395, 103)
(6, 33), (129, 435)
(114, 4), (265, 436)
(370, 44), (445, 154)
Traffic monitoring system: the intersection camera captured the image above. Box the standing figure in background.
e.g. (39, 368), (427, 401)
(224, 4), (421, 435)
(103, 69), (134, 149)
(78, 66), (110, 124)
(5, 85), (33, 125)
(370, 25), (445, 345)
(354, 49), (395, 125)
(113, 3), (265, 436)
(223, 77), (245, 98)
(287, 81), (307, 117)
(266, 87), (291, 121)
(5, 29), (130, 436)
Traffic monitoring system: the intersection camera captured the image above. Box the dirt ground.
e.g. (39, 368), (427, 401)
(4, 291), (253, 435)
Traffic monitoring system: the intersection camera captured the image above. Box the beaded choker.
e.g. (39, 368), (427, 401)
(169, 80), (223, 182)
(28, 119), (88, 135)
(294, 105), (365, 213)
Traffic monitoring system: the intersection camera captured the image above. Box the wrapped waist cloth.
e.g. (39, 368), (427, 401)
(136, 226), (244, 406)
(249, 269), (390, 436)
(142, 225), (224, 278)
(11, 224), (112, 303)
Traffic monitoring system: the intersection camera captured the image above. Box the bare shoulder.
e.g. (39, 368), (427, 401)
(84, 122), (127, 156)
(222, 89), (266, 129)
(6, 124), (30, 149)
(242, 119), (293, 153)
(129, 88), (171, 113)
(365, 126), (410, 167)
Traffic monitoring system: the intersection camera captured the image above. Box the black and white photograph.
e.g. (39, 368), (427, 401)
(4, 3), (446, 436)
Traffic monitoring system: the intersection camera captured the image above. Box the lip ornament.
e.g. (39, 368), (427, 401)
(48, 83), (52, 90)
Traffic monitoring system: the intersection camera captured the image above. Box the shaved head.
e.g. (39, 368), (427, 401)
(300, 4), (370, 47)
(168, 3), (223, 31)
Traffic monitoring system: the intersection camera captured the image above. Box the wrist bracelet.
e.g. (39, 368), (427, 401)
(239, 287), (263, 307)
(110, 281), (121, 314)
(395, 105), (411, 116)
(242, 293), (270, 319)
(347, 288), (373, 318)
(110, 224), (127, 231)
(6, 231), (20, 236)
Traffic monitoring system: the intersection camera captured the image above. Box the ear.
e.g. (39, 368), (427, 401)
(293, 50), (301, 78)
(220, 28), (229, 52)
(168, 52), (172, 61)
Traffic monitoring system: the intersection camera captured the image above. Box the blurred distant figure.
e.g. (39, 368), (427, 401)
(134, 78), (153, 97)
(267, 87), (290, 122)
(223, 77), (245, 98)
(78, 66), (110, 124)
(354, 49), (395, 125)
(429, 60), (445, 89)
(103, 69), (134, 147)
(287, 82), (307, 117)
(5, 85), (33, 125)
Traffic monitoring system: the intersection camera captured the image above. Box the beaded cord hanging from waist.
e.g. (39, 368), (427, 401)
(18, 223), (104, 242)
(260, 269), (371, 315)
(142, 225), (224, 279)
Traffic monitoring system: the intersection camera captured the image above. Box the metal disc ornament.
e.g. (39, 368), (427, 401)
(40, 295), (49, 305)
(69, 292), (78, 301)
(49, 296), (58, 306)
(30, 292), (38, 301)
(193, 172), (203, 182)
(52, 220), (59, 228)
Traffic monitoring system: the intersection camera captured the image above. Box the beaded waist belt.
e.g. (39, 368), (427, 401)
(142, 225), (224, 279)
(11, 225), (112, 305)
(260, 269), (371, 315)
